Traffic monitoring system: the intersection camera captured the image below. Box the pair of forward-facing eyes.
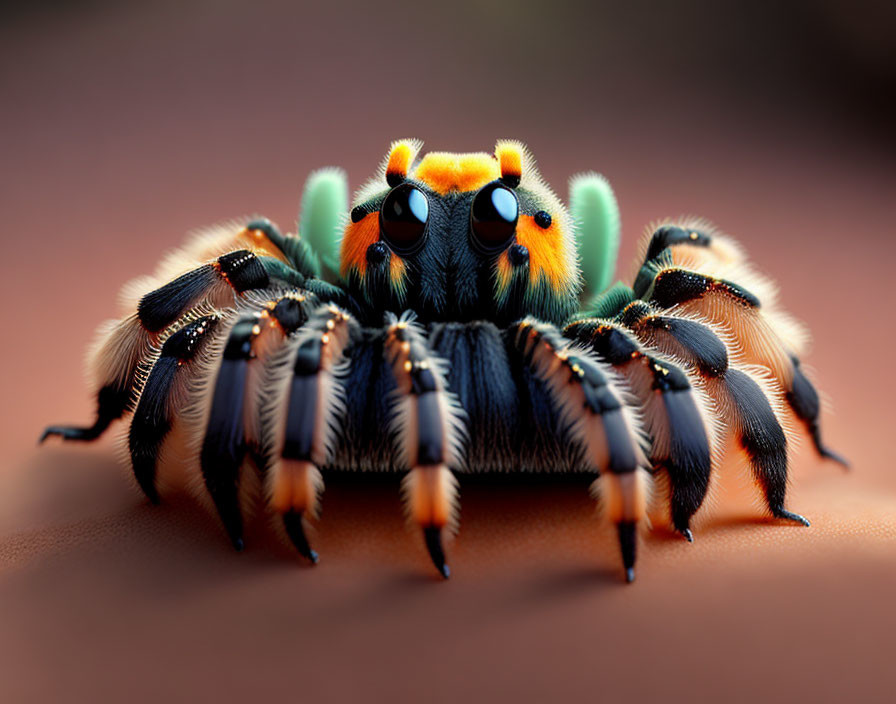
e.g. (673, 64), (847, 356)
(354, 181), (528, 257)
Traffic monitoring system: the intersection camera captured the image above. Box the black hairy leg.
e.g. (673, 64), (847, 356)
(565, 318), (714, 541)
(620, 301), (809, 526)
(128, 314), (221, 504)
(194, 294), (313, 550)
(256, 304), (358, 563)
(40, 244), (287, 446)
(509, 318), (649, 581)
(382, 314), (467, 578)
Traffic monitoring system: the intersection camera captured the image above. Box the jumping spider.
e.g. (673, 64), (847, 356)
(42, 140), (847, 582)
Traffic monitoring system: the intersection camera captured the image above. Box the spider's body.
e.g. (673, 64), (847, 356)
(42, 140), (846, 582)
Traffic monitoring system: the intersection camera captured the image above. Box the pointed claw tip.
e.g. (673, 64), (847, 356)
(625, 567), (635, 583)
(776, 510), (810, 527)
(682, 528), (694, 543)
(232, 538), (245, 552)
(824, 450), (851, 471)
(308, 550), (320, 565)
(423, 525), (450, 579)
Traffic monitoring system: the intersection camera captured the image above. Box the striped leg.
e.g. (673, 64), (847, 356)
(565, 319), (715, 541)
(512, 318), (649, 582)
(258, 304), (357, 563)
(619, 301), (809, 526)
(383, 314), (466, 579)
(192, 293), (312, 550)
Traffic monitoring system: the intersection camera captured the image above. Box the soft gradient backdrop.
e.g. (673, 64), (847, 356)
(1, 1), (894, 702)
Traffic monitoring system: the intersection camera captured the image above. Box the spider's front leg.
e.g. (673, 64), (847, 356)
(382, 315), (467, 578)
(510, 318), (650, 582)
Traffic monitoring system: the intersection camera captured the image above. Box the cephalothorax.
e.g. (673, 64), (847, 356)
(42, 140), (847, 581)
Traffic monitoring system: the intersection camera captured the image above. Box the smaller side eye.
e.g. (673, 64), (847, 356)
(470, 182), (519, 253)
(379, 183), (430, 255)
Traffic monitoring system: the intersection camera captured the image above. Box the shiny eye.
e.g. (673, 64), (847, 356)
(379, 183), (429, 255)
(470, 182), (519, 253)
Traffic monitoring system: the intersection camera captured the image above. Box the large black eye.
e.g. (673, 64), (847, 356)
(379, 183), (429, 255)
(470, 182), (519, 253)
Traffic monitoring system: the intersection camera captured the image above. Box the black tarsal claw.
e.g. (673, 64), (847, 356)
(681, 528), (694, 543)
(774, 509), (811, 527)
(39, 425), (101, 444)
(283, 510), (319, 564)
(815, 439), (851, 471)
(423, 526), (450, 579)
(617, 521), (637, 584)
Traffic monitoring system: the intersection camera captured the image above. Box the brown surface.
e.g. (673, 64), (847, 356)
(1, 2), (895, 702)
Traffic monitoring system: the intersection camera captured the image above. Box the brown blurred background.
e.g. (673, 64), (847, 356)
(1, 1), (895, 702)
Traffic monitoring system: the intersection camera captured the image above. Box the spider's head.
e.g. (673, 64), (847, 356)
(339, 140), (580, 325)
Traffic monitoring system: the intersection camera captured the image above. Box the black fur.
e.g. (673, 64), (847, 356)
(128, 316), (218, 503)
(201, 357), (249, 550)
(39, 383), (131, 443)
(217, 250), (270, 293)
(648, 316), (729, 377)
(724, 368), (796, 519)
(662, 387), (712, 536)
(283, 338), (322, 462)
(650, 269), (760, 309)
(786, 355), (849, 467)
(200, 318), (257, 549)
(138, 265), (218, 333)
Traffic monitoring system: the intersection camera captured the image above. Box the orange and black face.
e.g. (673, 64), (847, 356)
(339, 140), (581, 326)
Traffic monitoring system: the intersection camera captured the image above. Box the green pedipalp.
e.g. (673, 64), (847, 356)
(299, 168), (348, 278)
(259, 256), (307, 287)
(585, 282), (635, 319)
(570, 172), (620, 298)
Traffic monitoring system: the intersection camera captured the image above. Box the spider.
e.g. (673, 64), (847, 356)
(41, 139), (847, 582)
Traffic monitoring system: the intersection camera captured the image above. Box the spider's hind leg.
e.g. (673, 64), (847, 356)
(636, 227), (848, 468)
(40, 244), (286, 445)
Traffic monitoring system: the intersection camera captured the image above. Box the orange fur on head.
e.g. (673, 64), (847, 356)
(339, 212), (379, 278)
(413, 152), (500, 195)
(515, 214), (574, 292)
(386, 139), (419, 182)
